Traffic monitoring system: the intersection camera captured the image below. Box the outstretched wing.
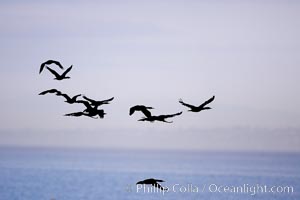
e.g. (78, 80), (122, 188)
(154, 179), (164, 182)
(46, 67), (60, 78)
(75, 100), (92, 109)
(102, 97), (114, 103)
(179, 99), (197, 109)
(56, 93), (71, 101)
(138, 117), (150, 122)
(129, 106), (137, 115)
(39, 62), (46, 74)
(84, 96), (114, 105)
(39, 89), (60, 95)
(72, 94), (81, 100)
(52, 60), (64, 69)
(61, 65), (73, 77)
(161, 112), (182, 119)
(199, 95), (215, 107)
(83, 96), (96, 103)
(64, 112), (84, 117)
(140, 108), (152, 118)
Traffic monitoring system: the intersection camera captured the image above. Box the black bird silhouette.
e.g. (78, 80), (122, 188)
(75, 100), (107, 119)
(139, 112), (182, 123)
(129, 105), (153, 118)
(46, 65), (73, 80)
(56, 92), (81, 104)
(38, 89), (61, 95)
(179, 96), (215, 112)
(82, 96), (114, 108)
(64, 110), (105, 119)
(76, 100), (96, 111)
(136, 178), (168, 191)
(64, 111), (95, 118)
(39, 60), (64, 74)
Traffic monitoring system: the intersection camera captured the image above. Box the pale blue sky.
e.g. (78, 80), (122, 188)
(0, 0), (300, 151)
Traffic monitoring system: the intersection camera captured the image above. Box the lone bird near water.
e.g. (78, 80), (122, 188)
(38, 89), (61, 96)
(46, 65), (73, 80)
(129, 105), (153, 118)
(39, 60), (64, 74)
(179, 96), (215, 112)
(138, 112), (182, 123)
(136, 178), (168, 191)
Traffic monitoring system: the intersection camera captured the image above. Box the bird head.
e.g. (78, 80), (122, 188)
(136, 181), (143, 185)
(97, 110), (106, 118)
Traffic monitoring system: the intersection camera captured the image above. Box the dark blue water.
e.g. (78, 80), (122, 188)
(0, 147), (299, 200)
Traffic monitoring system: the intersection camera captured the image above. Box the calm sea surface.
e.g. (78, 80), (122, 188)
(0, 147), (299, 200)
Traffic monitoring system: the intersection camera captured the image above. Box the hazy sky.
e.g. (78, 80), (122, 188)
(0, 0), (300, 151)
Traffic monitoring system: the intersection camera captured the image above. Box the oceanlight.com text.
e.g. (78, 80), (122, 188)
(208, 183), (293, 196)
(132, 183), (294, 196)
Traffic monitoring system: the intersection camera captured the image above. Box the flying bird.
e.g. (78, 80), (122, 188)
(129, 105), (153, 118)
(56, 92), (81, 104)
(82, 96), (114, 108)
(64, 111), (99, 119)
(46, 65), (73, 80)
(136, 178), (168, 191)
(76, 100), (96, 112)
(179, 96), (215, 112)
(39, 60), (64, 74)
(75, 100), (107, 119)
(38, 89), (61, 95)
(65, 109), (106, 119)
(138, 112), (182, 123)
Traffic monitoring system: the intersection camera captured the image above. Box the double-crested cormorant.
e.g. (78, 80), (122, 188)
(179, 96), (215, 112)
(38, 89), (61, 95)
(64, 110), (105, 119)
(139, 112), (182, 123)
(82, 96), (114, 108)
(136, 178), (168, 191)
(129, 105), (153, 118)
(39, 60), (64, 74)
(75, 100), (107, 119)
(56, 93), (81, 104)
(64, 111), (95, 118)
(46, 65), (73, 80)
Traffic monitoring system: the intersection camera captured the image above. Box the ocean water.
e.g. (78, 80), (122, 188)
(0, 147), (299, 200)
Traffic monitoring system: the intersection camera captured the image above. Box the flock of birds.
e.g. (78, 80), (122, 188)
(38, 60), (215, 190)
(39, 60), (115, 119)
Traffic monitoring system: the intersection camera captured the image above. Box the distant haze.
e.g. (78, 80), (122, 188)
(0, 0), (299, 151)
